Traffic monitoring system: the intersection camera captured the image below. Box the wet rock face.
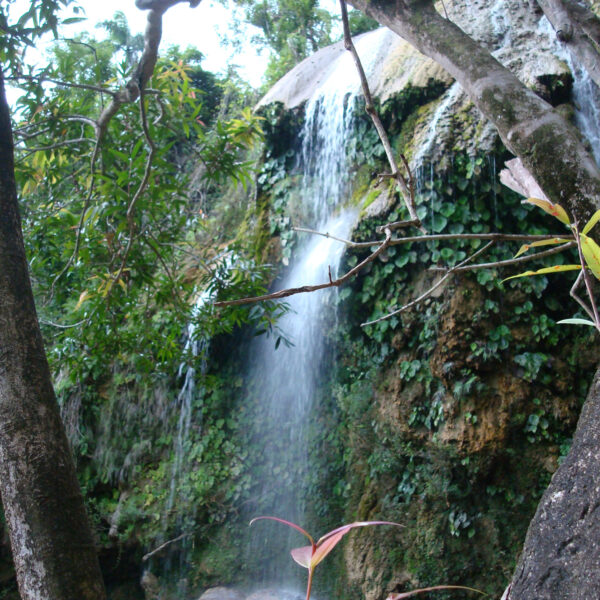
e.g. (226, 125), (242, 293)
(257, 28), (449, 110)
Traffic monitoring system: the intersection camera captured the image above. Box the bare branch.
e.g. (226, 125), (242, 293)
(20, 137), (96, 154)
(38, 318), (87, 329)
(429, 241), (576, 272)
(295, 226), (568, 249)
(110, 89), (157, 292)
(361, 242), (495, 327)
(339, 0), (422, 228)
(142, 233), (186, 306)
(213, 227), (393, 308)
(7, 74), (116, 97)
(96, 3), (182, 139)
(570, 270), (596, 322)
(142, 532), (189, 562)
(573, 220), (600, 328)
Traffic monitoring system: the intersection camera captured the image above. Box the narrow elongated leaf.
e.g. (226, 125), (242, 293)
(75, 290), (91, 310)
(312, 521), (404, 569)
(513, 238), (570, 258)
(524, 197), (570, 225)
(249, 516), (314, 545)
(580, 234), (600, 279)
(583, 208), (600, 235)
(290, 545), (313, 569)
(316, 521), (404, 545)
(557, 318), (597, 327)
(503, 264), (581, 282)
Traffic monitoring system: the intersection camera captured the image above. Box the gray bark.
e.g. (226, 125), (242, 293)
(345, 0), (600, 597)
(508, 367), (600, 599)
(0, 69), (106, 599)
(349, 0), (600, 224)
(538, 0), (600, 88)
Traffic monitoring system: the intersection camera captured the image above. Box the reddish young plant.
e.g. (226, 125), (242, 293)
(249, 517), (485, 600)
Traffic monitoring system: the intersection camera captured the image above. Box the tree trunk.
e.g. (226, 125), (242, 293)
(349, 0), (600, 221)
(346, 0), (600, 597)
(0, 69), (106, 599)
(538, 0), (600, 88)
(507, 366), (600, 599)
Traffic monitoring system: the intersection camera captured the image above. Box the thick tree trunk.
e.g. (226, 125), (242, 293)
(507, 366), (600, 599)
(346, 0), (600, 597)
(349, 0), (600, 222)
(0, 70), (106, 599)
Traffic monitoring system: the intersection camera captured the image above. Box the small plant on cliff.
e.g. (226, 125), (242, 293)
(250, 516), (485, 599)
(504, 198), (600, 333)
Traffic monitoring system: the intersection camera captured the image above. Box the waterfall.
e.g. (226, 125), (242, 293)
(413, 82), (462, 168)
(244, 32), (389, 589)
(538, 16), (600, 164)
(158, 295), (209, 597)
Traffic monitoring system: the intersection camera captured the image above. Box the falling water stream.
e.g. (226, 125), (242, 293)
(243, 31), (391, 591)
(539, 16), (600, 163)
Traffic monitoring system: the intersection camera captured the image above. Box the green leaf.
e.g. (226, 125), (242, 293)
(583, 208), (600, 235)
(556, 318), (597, 327)
(514, 238), (570, 258)
(580, 233), (600, 279)
(502, 264), (581, 282)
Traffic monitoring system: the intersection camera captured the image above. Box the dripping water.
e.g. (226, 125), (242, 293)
(158, 295), (209, 598)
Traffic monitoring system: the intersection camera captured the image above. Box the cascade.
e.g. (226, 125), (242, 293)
(243, 32), (385, 589)
(539, 16), (600, 163)
(157, 295), (209, 597)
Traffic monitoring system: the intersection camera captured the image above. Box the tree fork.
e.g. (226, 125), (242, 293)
(349, 0), (600, 224)
(0, 69), (106, 599)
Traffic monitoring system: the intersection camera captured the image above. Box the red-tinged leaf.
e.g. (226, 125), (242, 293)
(387, 584), (486, 599)
(580, 234), (600, 280)
(249, 516), (314, 545)
(513, 238), (571, 258)
(583, 209), (600, 235)
(290, 545), (313, 569)
(311, 521), (404, 569)
(310, 529), (347, 569)
(502, 264), (581, 282)
(316, 521), (404, 546)
(524, 197), (570, 225)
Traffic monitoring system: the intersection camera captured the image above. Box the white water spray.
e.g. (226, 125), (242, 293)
(245, 31), (392, 588)
(539, 16), (600, 164)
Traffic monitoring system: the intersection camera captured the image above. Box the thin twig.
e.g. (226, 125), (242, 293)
(20, 137), (96, 154)
(110, 88), (157, 292)
(50, 138), (101, 294)
(141, 233), (185, 306)
(339, 0), (422, 229)
(573, 221), (600, 328)
(429, 241), (576, 271)
(361, 242), (494, 327)
(294, 227), (567, 248)
(142, 532), (189, 562)
(570, 270), (596, 321)
(7, 74), (116, 96)
(38, 318), (87, 329)
(213, 228), (393, 307)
